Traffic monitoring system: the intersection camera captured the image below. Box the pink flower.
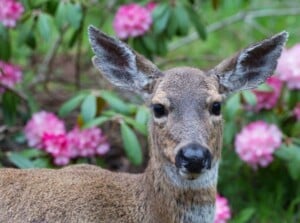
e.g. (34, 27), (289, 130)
(293, 103), (300, 121)
(24, 111), (66, 149)
(0, 60), (22, 92)
(113, 3), (152, 39)
(0, 0), (24, 28)
(146, 2), (157, 12)
(214, 194), (231, 223)
(96, 143), (110, 155)
(235, 121), (282, 169)
(276, 44), (300, 89)
(41, 126), (110, 166)
(42, 133), (70, 166)
(25, 111), (110, 166)
(67, 126), (110, 158)
(251, 76), (282, 111)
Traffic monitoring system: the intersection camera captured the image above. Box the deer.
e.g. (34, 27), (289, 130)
(0, 26), (287, 223)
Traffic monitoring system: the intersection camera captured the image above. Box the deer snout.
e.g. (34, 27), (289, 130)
(175, 143), (212, 174)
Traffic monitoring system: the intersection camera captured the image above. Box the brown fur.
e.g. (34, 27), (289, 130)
(0, 27), (287, 223)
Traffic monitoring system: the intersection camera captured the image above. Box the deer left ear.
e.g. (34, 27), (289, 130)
(88, 25), (163, 99)
(213, 31), (288, 94)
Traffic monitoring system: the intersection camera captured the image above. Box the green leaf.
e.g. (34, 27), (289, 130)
(152, 3), (169, 20)
(223, 121), (238, 145)
(275, 144), (300, 180)
(0, 25), (11, 60)
(132, 37), (151, 58)
(13, 132), (27, 144)
(59, 93), (87, 117)
(231, 207), (255, 223)
(120, 122), (143, 165)
(224, 93), (241, 120)
(174, 5), (190, 36)
(2, 91), (19, 126)
(68, 27), (81, 48)
(83, 116), (110, 129)
(242, 90), (257, 106)
(7, 152), (35, 169)
(291, 122), (300, 137)
(25, 32), (36, 49)
(65, 3), (82, 29)
(186, 6), (207, 40)
(287, 161), (300, 180)
(81, 94), (97, 122)
(45, 1), (59, 15)
(141, 35), (156, 52)
(153, 4), (171, 34)
(256, 83), (273, 92)
(288, 90), (300, 110)
(100, 91), (136, 115)
(37, 13), (52, 41)
(288, 196), (300, 217)
(55, 1), (67, 28)
(26, 91), (39, 114)
(166, 9), (178, 38)
(275, 144), (299, 160)
(19, 149), (45, 159)
(31, 0), (50, 7)
(135, 106), (149, 126)
(123, 116), (147, 136)
(32, 157), (52, 168)
(156, 36), (168, 56)
(55, 2), (82, 29)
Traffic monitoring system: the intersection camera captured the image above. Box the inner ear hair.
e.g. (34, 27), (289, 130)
(214, 31), (288, 94)
(88, 25), (163, 98)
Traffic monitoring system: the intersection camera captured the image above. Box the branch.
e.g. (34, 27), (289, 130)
(0, 83), (31, 113)
(0, 83), (28, 102)
(169, 7), (300, 51)
(29, 28), (65, 88)
(74, 6), (87, 90)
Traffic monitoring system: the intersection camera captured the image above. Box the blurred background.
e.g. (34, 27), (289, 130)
(0, 0), (300, 222)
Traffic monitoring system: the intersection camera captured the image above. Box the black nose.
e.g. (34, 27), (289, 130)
(175, 143), (212, 173)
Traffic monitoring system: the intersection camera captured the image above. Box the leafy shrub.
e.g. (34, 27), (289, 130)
(0, 0), (300, 222)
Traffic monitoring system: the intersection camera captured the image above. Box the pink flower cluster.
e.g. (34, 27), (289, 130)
(0, 0), (24, 28)
(293, 103), (300, 121)
(0, 60), (22, 93)
(214, 194), (231, 223)
(276, 44), (300, 89)
(251, 76), (282, 112)
(235, 121), (282, 169)
(24, 111), (65, 149)
(24, 111), (110, 166)
(113, 3), (154, 39)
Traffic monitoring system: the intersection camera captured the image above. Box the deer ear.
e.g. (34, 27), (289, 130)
(213, 31), (288, 94)
(88, 25), (162, 98)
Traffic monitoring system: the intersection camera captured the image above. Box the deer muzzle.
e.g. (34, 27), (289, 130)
(175, 143), (212, 179)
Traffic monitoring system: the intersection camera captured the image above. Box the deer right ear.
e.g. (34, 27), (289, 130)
(213, 31), (288, 94)
(88, 25), (162, 99)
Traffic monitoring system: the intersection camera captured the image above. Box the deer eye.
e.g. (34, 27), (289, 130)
(152, 104), (167, 118)
(211, 102), (221, 116)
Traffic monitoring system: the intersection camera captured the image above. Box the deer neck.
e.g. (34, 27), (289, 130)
(141, 147), (218, 222)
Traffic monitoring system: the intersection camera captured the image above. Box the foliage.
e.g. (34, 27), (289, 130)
(60, 90), (148, 165)
(0, 0), (300, 222)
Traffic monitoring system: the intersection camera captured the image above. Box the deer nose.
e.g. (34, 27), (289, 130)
(175, 143), (212, 173)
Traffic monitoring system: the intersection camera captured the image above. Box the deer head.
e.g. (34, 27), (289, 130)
(88, 26), (287, 183)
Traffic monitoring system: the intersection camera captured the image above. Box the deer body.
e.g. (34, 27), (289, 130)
(0, 27), (287, 223)
(0, 161), (216, 223)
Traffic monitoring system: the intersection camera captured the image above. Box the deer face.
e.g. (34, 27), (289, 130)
(88, 26), (287, 181)
(149, 68), (223, 180)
